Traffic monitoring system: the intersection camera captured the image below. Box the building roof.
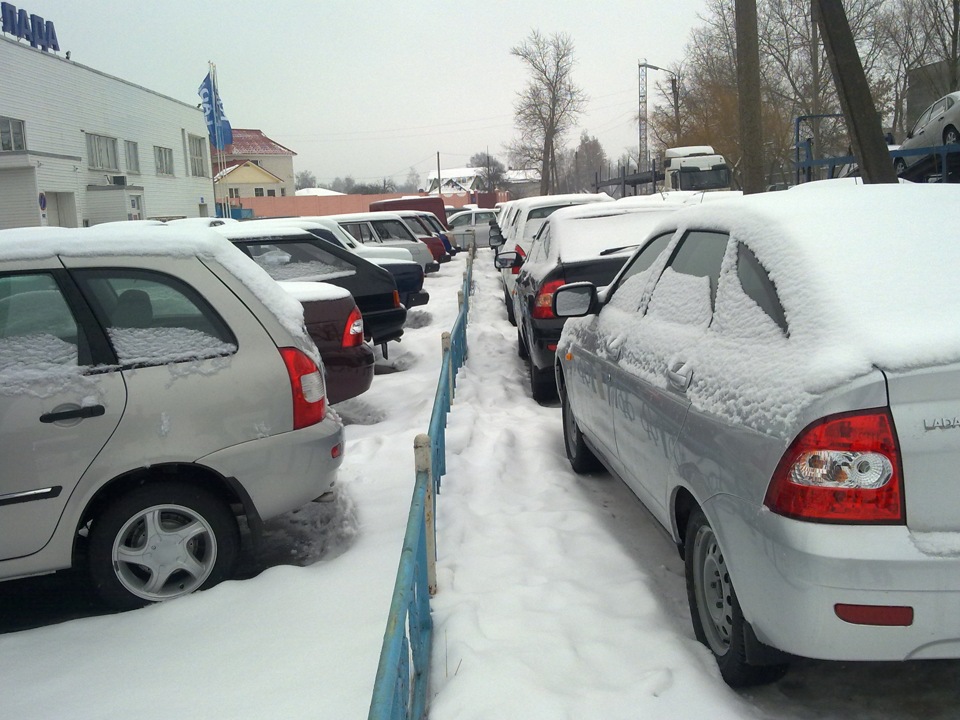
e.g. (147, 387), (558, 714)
(213, 159), (284, 183)
(226, 129), (296, 156)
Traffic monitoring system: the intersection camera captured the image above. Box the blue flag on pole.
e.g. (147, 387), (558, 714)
(198, 71), (233, 149)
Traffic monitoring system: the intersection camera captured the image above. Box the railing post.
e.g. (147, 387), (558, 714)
(441, 331), (452, 400)
(457, 289), (464, 312)
(415, 433), (437, 597)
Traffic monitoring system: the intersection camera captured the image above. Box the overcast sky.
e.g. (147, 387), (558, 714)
(34, 1), (708, 186)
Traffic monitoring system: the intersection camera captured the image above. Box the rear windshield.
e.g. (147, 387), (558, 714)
(373, 220), (416, 241)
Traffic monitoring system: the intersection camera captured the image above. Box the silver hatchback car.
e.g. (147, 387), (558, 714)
(554, 183), (960, 685)
(0, 225), (344, 609)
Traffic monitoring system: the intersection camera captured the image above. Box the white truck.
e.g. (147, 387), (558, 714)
(662, 145), (731, 192)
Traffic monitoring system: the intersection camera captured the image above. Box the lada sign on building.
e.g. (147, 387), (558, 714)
(1, 2), (58, 52)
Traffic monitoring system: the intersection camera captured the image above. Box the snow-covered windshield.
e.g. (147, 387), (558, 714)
(242, 241), (356, 282)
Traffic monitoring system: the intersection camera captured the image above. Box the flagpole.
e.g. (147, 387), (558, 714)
(211, 61), (228, 220)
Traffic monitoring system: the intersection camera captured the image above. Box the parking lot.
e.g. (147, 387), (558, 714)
(5, 248), (960, 719)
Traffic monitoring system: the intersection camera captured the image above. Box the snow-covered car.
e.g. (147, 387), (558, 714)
(327, 212), (439, 273)
(0, 225), (344, 609)
(490, 193), (614, 325)
(498, 201), (686, 402)
(552, 183), (960, 686)
(896, 91), (960, 172)
(214, 224), (409, 349)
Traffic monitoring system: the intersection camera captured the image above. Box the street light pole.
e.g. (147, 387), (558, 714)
(639, 61), (681, 163)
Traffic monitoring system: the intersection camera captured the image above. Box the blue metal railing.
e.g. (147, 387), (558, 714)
(368, 248), (474, 720)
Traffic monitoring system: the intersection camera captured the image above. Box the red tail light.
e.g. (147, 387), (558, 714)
(764, 409), (904, 524)
(392, 290), (401, 308)
(532, 278), (566, 319)
(511, 245), (527, 275)
(279, 347), (326, 429)
(341, 306), (364, 348)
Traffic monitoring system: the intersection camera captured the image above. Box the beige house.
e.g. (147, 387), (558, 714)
(212, 128), (295, 203)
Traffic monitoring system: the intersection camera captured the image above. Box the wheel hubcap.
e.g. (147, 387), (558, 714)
(112, 504), (217, 602)
(694, 524), (733, 655)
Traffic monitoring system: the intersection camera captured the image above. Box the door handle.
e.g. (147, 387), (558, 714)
(40, 405), (106, 424)
(666, 362), (692, 392)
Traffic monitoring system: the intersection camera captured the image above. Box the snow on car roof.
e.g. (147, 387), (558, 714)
(546, 205), (686, 263)
(0, 224), (312, 350)
(278, 281), (352, 303)
(671, 182), (960, 374)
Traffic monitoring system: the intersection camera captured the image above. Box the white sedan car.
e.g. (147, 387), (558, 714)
(554, 182), (960, 685)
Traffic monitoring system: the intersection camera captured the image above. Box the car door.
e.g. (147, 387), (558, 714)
(609, 230), (729, 524)
(563, 232), (674, 469)
(0, 264), (125, 560)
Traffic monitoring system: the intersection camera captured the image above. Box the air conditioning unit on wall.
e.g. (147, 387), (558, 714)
(111, 175), (127, 186)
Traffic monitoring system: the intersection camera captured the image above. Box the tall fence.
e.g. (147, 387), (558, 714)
(368, 248), (474, 720)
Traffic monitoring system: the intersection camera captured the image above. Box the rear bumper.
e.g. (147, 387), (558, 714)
(404, 290), (430, 308)
(362, 306), (406, 345)
(200, 414), (344, 523)
(425, 262), (441, 274)
(707, 493), (960, 661)
(323, 343), (375, 404)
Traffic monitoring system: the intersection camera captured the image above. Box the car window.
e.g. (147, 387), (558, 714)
(606, 232), (674, 312)
(74, 269), (237, 367)
(450, 214), (470, 228)
(527, 204), (568, 221)
(736, 243), (788, 335)
(239, 240), (357, 282)
(645, 231), (728, 326)
(665, 230), (729, 311)
(340, 222), (372, 243)
(526, 225), (551, 264)
(372, 220), (415, 241)
(912, 105), (935, 135)
(0, 272), (86, 373)
(476, 212), (496, 224)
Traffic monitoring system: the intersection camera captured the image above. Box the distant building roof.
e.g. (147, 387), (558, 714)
(213, 159), (283, 183)
(295, 187), (345, 196)
(226, 129), (296, 156)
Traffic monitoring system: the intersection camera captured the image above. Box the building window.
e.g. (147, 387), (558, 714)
(0, 117), (26, 152)
(154, 146), (174, 176)
(125, 141), (140, 174)
(280, 187), (287, 196)
(267, 189), (276, 197)
(228, 188), (239, 198)
(188, 134), (207, 177)
(86, 133), (119, 171)
(254, 187), (264, 197)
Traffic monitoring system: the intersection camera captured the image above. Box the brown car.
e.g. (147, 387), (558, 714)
(279, 281), (374, 404)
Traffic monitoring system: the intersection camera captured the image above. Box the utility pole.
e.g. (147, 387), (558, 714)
(813, 0), (898, 183)
(735, 0), (765, 194)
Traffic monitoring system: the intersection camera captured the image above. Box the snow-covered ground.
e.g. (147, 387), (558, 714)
(1, 252), (959, 719)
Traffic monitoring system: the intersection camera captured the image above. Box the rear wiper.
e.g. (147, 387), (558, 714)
(599, 244), (639, 256)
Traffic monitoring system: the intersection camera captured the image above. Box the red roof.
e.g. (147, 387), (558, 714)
(225, 129), (296, 156)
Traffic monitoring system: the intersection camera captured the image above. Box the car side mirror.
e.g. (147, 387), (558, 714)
(489, 227), (505, 248)
(554, 282), (598, 317)
(493, 251), (521, 270)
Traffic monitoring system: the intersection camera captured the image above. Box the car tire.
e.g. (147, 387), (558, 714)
(88, 482), (240, 610)
(529, 359), (556, 404)
(561, 380), (601, 473)
(504, 288), (517, 326)
(685, 508), (788, 687)
(518, 328), (529, 359)
(945, 126), (959, 145)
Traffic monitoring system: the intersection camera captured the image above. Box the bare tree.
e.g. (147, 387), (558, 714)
(468, 151), (507, 191)
(295, 169), (317, 190)
(509, 30), (587, 195)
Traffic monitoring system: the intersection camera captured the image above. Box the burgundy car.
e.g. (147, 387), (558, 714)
(279, 281), (374, 404)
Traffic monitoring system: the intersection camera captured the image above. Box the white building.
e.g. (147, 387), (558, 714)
(0, 34), (214, 229)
